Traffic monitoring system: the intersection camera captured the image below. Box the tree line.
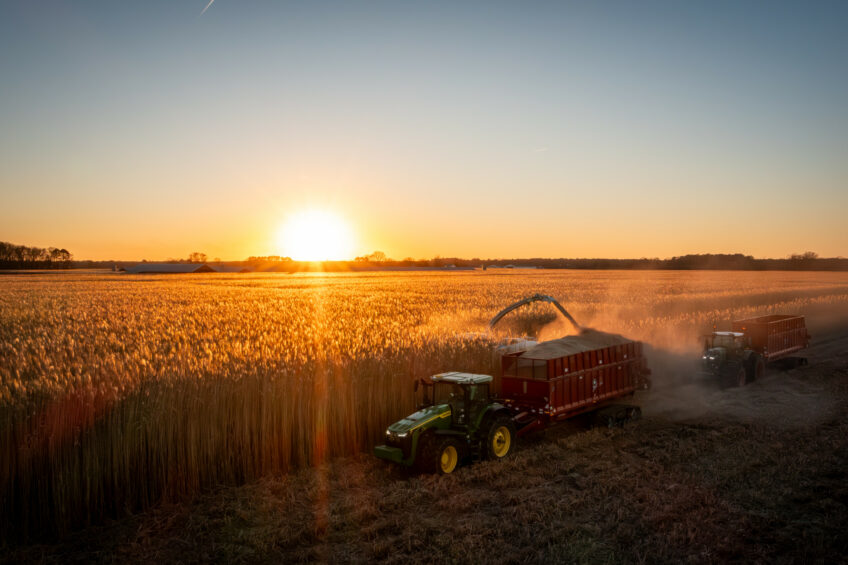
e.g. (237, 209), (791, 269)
(342, 251), (848, 271)
(3, 244), (845, 271)
(0, 241), (73, 269)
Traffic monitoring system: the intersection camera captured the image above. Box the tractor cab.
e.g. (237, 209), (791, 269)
(419, 372), (492, 427)
(702, 331), (748, 372)
(705, 331), (748, 351)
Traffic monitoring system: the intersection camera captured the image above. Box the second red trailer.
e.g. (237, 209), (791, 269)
(731, 314), (809, 361)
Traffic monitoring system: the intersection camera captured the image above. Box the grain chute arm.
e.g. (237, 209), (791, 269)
(488, 293), (581, 331)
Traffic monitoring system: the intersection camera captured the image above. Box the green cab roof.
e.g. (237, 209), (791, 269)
(430, 371), (493, 385)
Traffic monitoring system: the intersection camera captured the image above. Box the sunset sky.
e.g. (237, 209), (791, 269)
(1, 1), (846, 261)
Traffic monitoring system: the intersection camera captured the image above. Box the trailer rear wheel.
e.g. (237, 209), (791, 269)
(485, 416), (516, 460)
(592, 404), (642, 428)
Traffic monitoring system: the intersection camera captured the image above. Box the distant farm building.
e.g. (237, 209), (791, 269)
(210, 264), (253, 273)
(123, 263), (252, 274)
(124, 263), (215, 274)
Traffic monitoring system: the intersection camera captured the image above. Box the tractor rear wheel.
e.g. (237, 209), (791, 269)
(484, 415), (517, 460)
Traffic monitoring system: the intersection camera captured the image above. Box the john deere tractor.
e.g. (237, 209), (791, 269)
(374, 372), (517, 474)
(701, 331), (765, 387)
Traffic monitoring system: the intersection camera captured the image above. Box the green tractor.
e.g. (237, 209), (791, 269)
(701, 331), (765, 387)
(374, 372), (517, 474)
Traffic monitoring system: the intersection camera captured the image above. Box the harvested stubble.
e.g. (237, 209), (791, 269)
(1, 269), (847, 543)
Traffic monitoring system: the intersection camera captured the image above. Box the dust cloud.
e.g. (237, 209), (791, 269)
(638, 304), (848, 429)
(640, 350), (839, 429)
(535, 301), (848, 429)
(445, 275), (848, 429)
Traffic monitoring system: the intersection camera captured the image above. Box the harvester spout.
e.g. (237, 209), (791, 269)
(488, 293), (581, 332)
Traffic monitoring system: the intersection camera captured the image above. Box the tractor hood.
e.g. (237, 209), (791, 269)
(703, 347), (726, 362)
(387, 404), (451, 435)
(701, 347), (726, 372)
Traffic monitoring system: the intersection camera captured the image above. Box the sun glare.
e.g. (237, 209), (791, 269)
(276, 209), (355, 261)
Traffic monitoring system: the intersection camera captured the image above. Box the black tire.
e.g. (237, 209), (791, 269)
(592, 405), (641, 428)
(484, 415), (517, 460)
(747, 355), (765, 382)
(722, 364), (747, 388)
(415, 433), (437, 473)
(417, 434), (463, 474)
(434, 437), (463, 475)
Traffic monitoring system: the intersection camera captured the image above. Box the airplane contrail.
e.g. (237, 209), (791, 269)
(200, 0), (214, 16)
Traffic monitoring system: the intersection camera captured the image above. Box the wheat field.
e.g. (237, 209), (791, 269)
(2, 269), (848, 542)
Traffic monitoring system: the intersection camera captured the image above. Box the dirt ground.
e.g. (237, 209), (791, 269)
(5, 327), (848, 564)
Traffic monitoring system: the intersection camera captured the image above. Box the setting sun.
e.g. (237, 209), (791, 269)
(276, 209), (355, 261)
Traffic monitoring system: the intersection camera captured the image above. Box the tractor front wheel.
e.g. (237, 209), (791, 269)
(418, 435), (463, 474)
(485, 415), (517, 460)
(722, 365), (747, 388)
(434, 437), (462, 474)
(747, 355), (765, 382)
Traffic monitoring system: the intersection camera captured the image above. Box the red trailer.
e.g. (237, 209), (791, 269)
(731, 315), (810, 361)
(500, 329), (651, 436)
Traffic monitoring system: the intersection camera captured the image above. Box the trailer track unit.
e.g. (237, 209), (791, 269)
(500, 329), (651, 434)
(731, 315), (810, 361)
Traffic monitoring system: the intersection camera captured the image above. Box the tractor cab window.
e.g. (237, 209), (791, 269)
(711, 334), (745, 349)
(466, 383), (490, 422)
(434, 382), (471, 425)
(434, 382), (464, 406)
(466, 383), (490, 403)
(712, 334), (733, 348)
(435, 382), (465, 414)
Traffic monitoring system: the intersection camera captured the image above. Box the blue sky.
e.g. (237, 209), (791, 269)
(1, 1), (846, 260)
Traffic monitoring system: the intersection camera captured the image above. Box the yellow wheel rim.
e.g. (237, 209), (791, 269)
(440, 445), (458, 473)
(491, 426), (511, 458)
